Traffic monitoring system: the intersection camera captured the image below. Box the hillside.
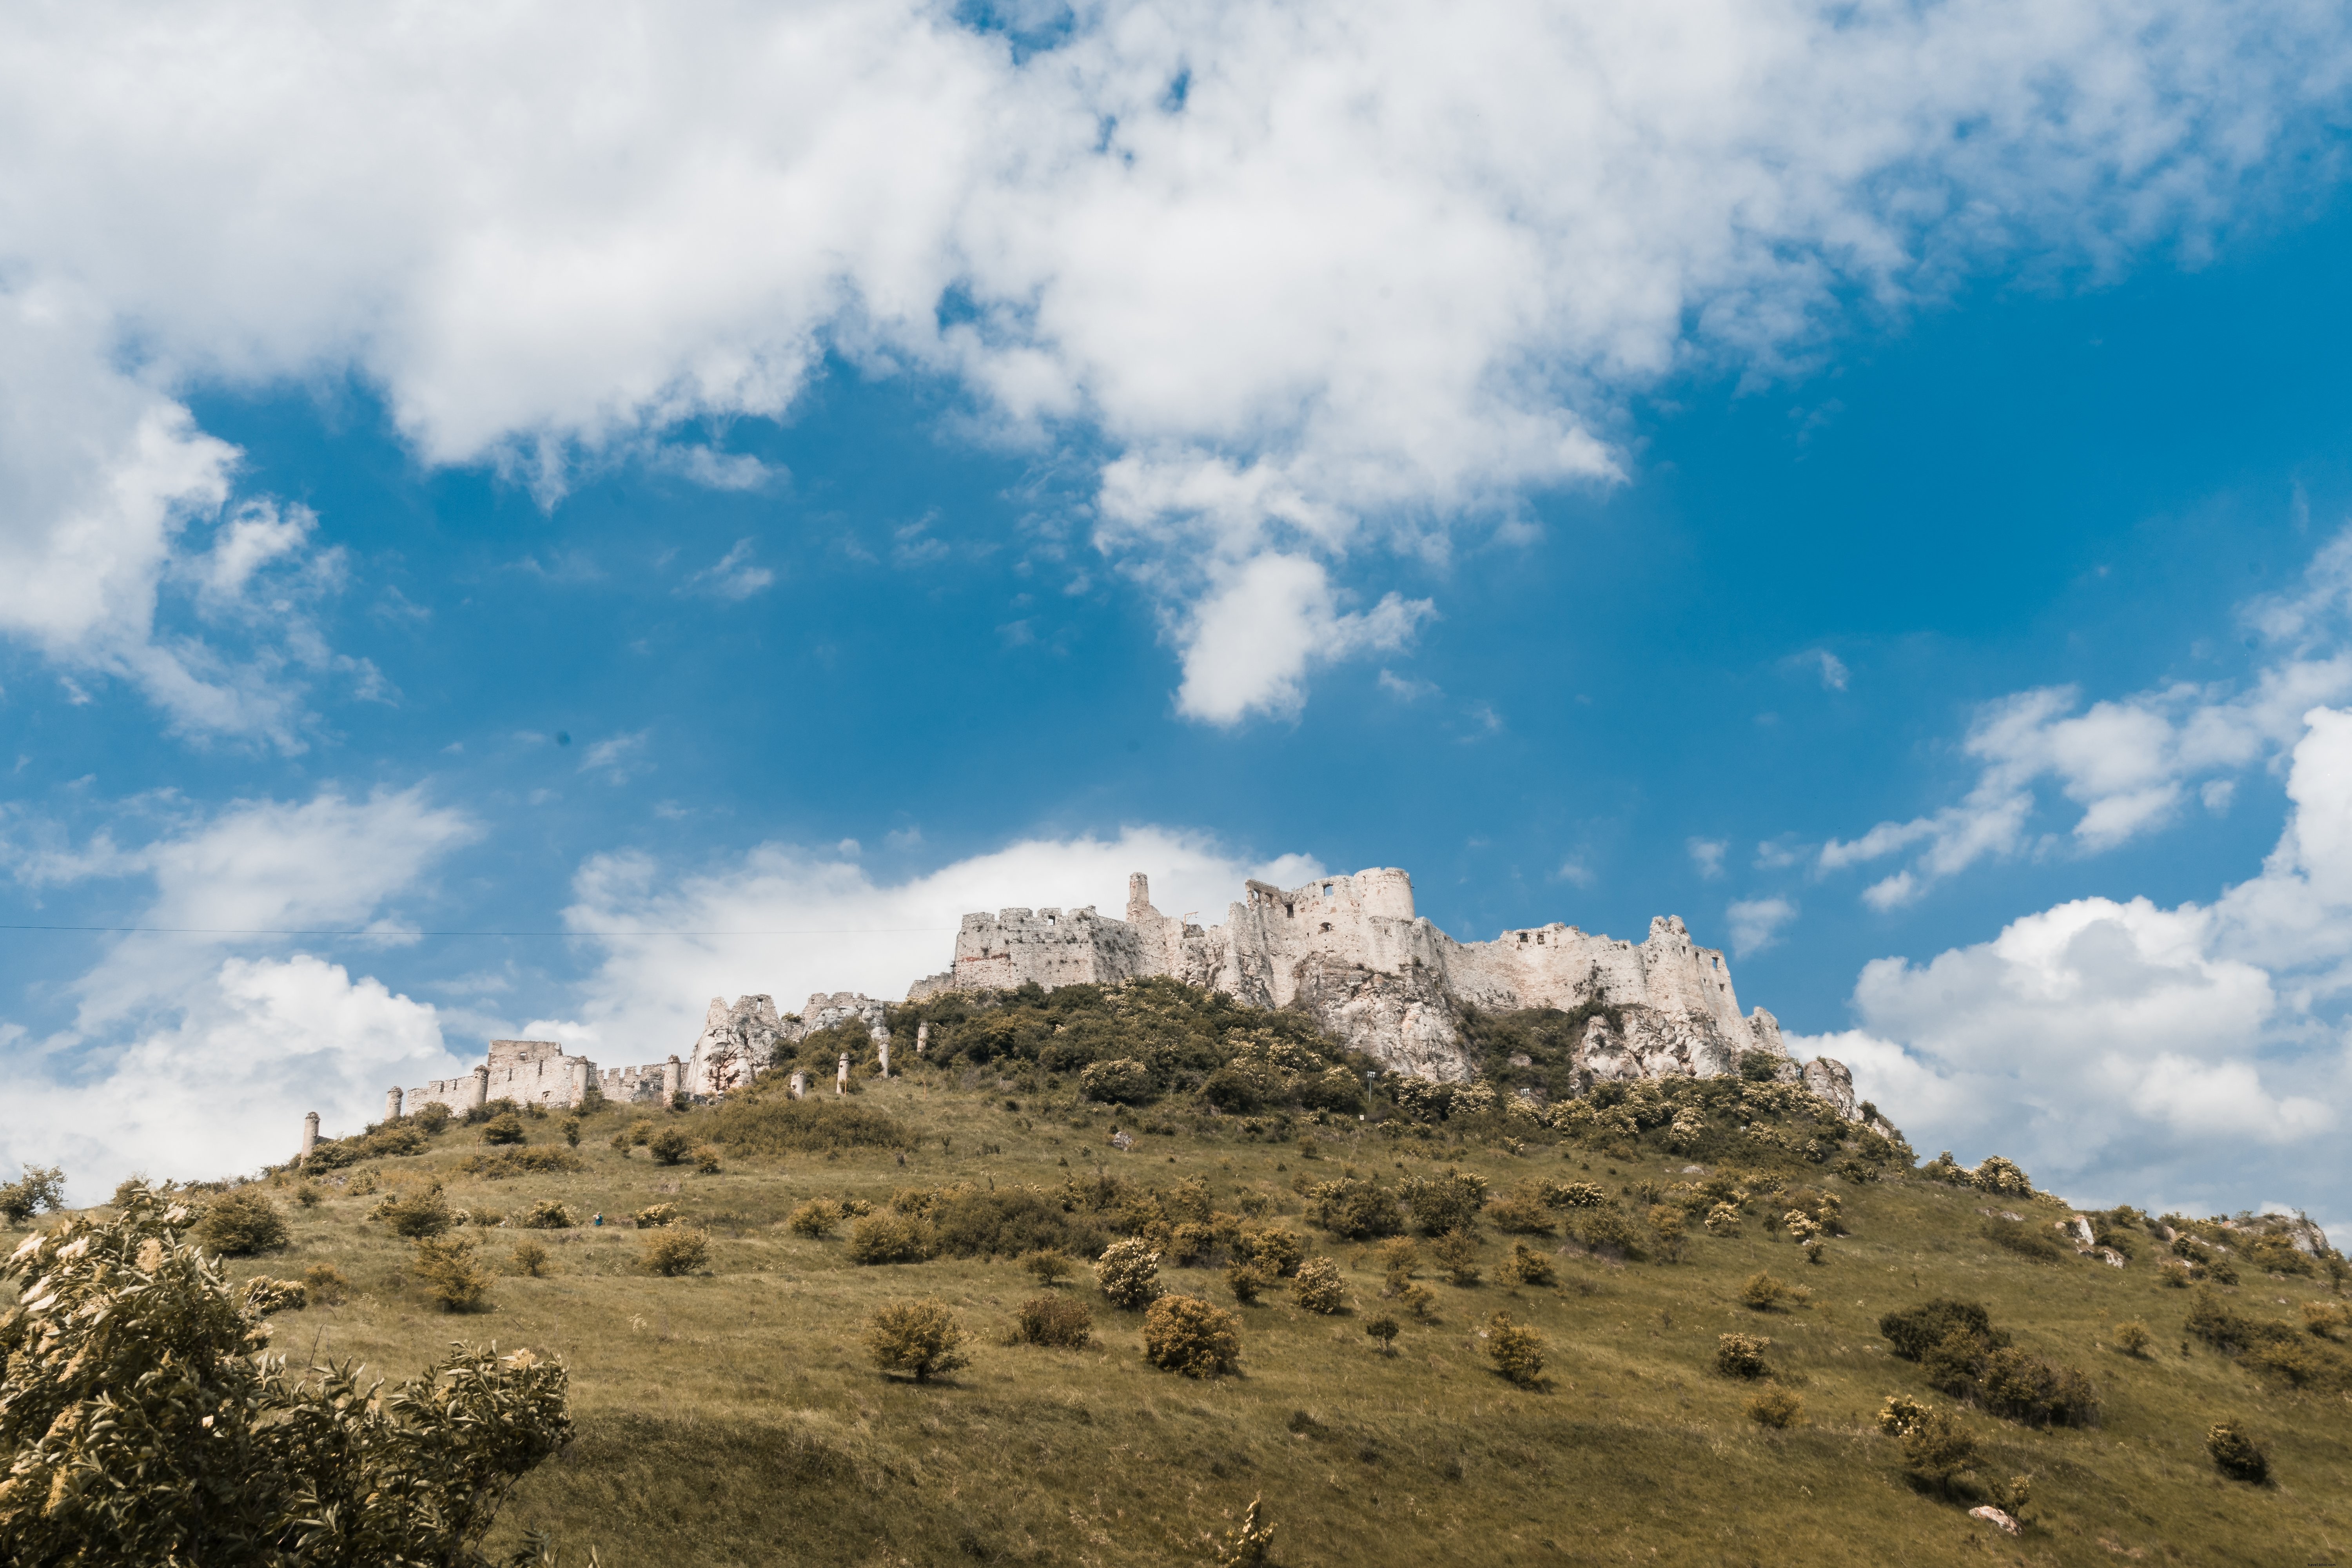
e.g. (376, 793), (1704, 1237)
(11, 980), (2351, 1567)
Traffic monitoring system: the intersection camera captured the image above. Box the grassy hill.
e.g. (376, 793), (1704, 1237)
(16, 982), (2352, 1567)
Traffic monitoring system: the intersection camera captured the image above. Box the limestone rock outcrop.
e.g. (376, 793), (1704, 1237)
(911, 866), (1848, 1101)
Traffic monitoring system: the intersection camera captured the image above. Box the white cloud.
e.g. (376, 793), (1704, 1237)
(1814, 544), (2352, 903)
(685, 539), (775, 601)
(1687, 837), (1728, 878)
(552, 827), (1323, 1059)
(1796, 706), (2352, 1231)
(0, 0), (2339, 720)
(0, 787), (480, 1198)
(1174, 554), (1430, 724)
(578, 730), (654, 785)
(1726, 896), (1797, 956)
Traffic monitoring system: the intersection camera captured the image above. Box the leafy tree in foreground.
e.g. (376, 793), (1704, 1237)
(0, 1181), (570, 1566)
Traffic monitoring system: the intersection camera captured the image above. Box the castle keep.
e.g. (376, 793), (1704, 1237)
(911, 867), (1817, 1091)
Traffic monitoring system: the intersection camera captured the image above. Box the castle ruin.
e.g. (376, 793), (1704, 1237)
(910, 867), (1809, 1089)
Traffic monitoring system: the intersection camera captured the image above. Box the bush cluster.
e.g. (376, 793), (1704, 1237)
(1484, 1312), (1545, 1387)
(848, 1212), (931, 1265)
(1011, 1294), (1093, 1348)
(517, 1199), (575, 1231)
(1882, 1298), (2098, 1426)
(0, 1163), (66, 1225)
(865, 1299), (970, 1381)
(1142, 1294), (1242, 1377)
(2185, 1289), (2352, 1392)
(195, 1191), (289, 1257)
(457, 1147), (583, 1179)
(2207, 1421), (2270, 1483)
(412, 1234), (493, 1312)
(1290, 1257), (1345, 1314)
(1096, 1239), (1163, 1308)
(1716, 1333), (1771, 1379)
(372, 1186), (454, 1240)
(642, 1229), (711, 1277)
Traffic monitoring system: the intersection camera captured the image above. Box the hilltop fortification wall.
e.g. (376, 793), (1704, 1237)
(912, 867), (1805, 1090)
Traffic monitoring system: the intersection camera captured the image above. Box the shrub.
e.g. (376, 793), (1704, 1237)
(510, 1239), (552, 1277)
(459, 1148), (584, 1179)
(1485, 1189), (1555, 1235)
(865, 1299), (971, 1381)
(2303, 1301), (2348, 1340)
(0, 1163), (67, 1225)
(1226, 1261), (1270, 1304)
(1079, 1056), (1156, 1104)
(1506, 1241), (1556, 1287)
(412, 1234), (493, 1311)
(2207, 1421), (2270, 1483)
(1232, 1227), (1305, 1278)
(1431, 1230), (1483, 1286)
(788, 1199), (842, 1238)
(1876, 1394), (1933, 1437)
(1166, 1221), (1216, 1266)
(196, 1190), (291, 1256)
(642, 1229), (711, 1277)
(290, 1181), (323, 1209)
(693, 1145), (723, 1174)
(1365, 1316), (1400, 1354)
(2114, 1319), (2153, 1357)
(517, 1200), (574, 1231)
(480, 1113), (527, 1146)
(1097, 1238), (1163, 1308)
(1972, 1155), (2034, 1198)
(1747, 1386), (1804, 1428)
(1716, 1332), (1771, 1378)
(1306, 1177), (1405, 1239)
(934, 1189), (1108, 1260)
(1703, 1201), (1742, 1237)
(1012, 1294), (1093, 1348)
(561, 1119), (583, 1148)
(241, 1277), (308, 1315)
(1022, 1249), (1075, 1287)
(1485, 1312), (1546, 1387)
(1543, 1180), (1606, 1210)
(635, 1203), (680, 1229)
(1898, 1405), (1978, 1494)
(710, 1089), (907, 1154)
(1292, 1256), (1346, 1314)
(1741, 1271), (1789, 1310)
(1979, 1346), (2100, 1427)
(374, 1187), (454, 1240)
(648, 1129), (693, 1166)
(1216, 1495), (1276, 1568)
(1576, 1209), (1643, 1259)
(1142, 1294), (1242, 1377)
(464, 1207), (504, 1228)
(848, 1212), (930, 1265)
(301, 1263), (351, 1305)
(0, 1190), (567, 1562)
(1880, 1299), (2000, 1361)
(1402, 1169), (1488, 1236)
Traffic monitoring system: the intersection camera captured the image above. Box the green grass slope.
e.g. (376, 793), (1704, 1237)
(15, 993), (2352, 1567)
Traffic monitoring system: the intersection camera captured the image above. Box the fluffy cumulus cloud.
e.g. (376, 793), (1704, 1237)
(544, 827), (1321, 1062)
(1793, 707), (2352, 1232)
(0, 788), (479, 1198)
(1812, 534), (2352, 906)
(0, 0), (2345, 723)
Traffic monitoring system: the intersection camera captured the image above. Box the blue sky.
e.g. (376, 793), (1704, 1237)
(4, 0), (2351, 1230)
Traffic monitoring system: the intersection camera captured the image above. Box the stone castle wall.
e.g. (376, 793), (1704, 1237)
(910, 866), (1818, 1093)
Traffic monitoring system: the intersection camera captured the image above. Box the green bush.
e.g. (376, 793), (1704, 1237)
(1096, 1238), (1163, 1308)
(1232, 1226), (1305, 1278)
(1431, 1229), (1481, 1286)
(1365, 1315), (1400, 1354)
(642, 1229), (711, 1277)
(1291, 1256), (1346, 1314)
(240, 1277), (308, 1315)
(1079, 1056), (1157, 1103)
(1485, 1312), (1546, 1386)
(1226, 1261), (1270, 1304)
(1305, 1177), (1404, 1239)
(0, 1187), (568, 1564)
(634, 1203), (680, 1228)
(1898, 1405), (1978, 1494)
(1506, 1241), (1556, 1286)
(1022, 1249), (1076, 1286)
(517, 1200), (575, 1230)
(2207, 1421), (2269, 1483)
(1012, 1294), (1094, 1348)
(1402, 1169), (1488, 1236)
(1981, 1217), (2067, 1261)
(1880, 1298), (2000, 1361)
(1741, 1271), (1789, 1310)
(2114, 1319), (2153, 1356)
(1575, 1209), (1643, 1260)
(848, 1212), (931, 1265)
(865, 1299), (971, 1381)
(1979, 1345), (2101, 1427)
(372, 1186), (454, 1239)
(1142, 1294), (1242, 1377)
(1543, 1180), (1607, 1210)
(709, 1089), (908, 1154)
(195, 1191), (290, 1256)
(510, 1239), (552, 1277)
(648, 1128), (693, 1166)
(459, 1147), (584, 1179)
(480, 1113), (527, 1146)
(933, 1189), (1108, 1259)
(0, 1163), (66, 1225)
(1716, 1332), (1771, 1378)
(788, 1199), (842, 1238)
(1485, 1189), (1556, 1235)
(1747, 1385), (1804, 1428)
(1168, 1220), (1216, 1265)
(301, 1263), (350, 1305)
(412, 1234), (493, 1311)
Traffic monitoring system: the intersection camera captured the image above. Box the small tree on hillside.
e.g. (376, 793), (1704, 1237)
(0, 1182), (570, 1563)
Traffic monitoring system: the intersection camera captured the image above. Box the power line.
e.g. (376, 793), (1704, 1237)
(0, 924), (956, 938)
